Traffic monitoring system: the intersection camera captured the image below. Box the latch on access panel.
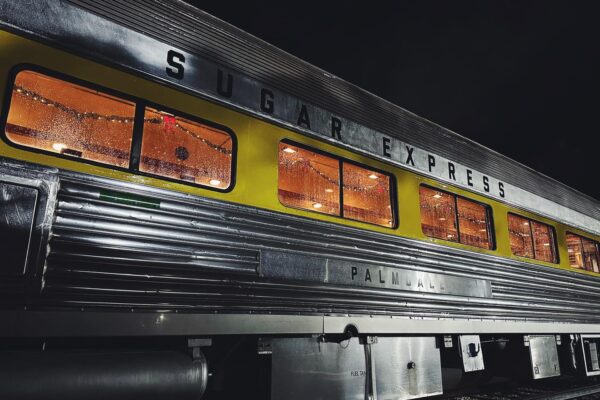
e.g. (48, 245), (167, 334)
(468, 342), (480, 357)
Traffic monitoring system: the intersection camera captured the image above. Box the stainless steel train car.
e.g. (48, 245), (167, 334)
(1, 1), (599, 399)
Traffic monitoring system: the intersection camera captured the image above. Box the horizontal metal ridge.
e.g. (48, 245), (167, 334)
(39, 178), (600, 323)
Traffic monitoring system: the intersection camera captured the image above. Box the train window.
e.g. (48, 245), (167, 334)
(507, 214), (534, 258)
(420, 186), (459, 243)
(583, 238), (600, 273)
(419, 185), (493, 249)
(342, 163), (393, 227)
(531, 221), (557, 263)
(5, 70), (135, 167)
(567, 232), (600, 272)
(278, 142), (341, 216)
(278, 141), (395, 226)
(508, 213), (557, 263)
(456, 197), (492, 249)
(140, 107), (233, 189)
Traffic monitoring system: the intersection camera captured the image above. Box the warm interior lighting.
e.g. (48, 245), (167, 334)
(139, 107), (233, 189)
(278, 142), (393, 227)
(420, 186), (492, 250)
(52, 142), (66, 152)
(278, 143), (341, 217)
(6, 70), (136, 168)
(508, 213), (557, 263)
(343, 162), (393, 226)
(566, 232), (600, 272)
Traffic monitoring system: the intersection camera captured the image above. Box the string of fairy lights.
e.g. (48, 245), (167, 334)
(420, 200), (488, 226)
(280, 153), (387, 194)
(13, 85), (232, 156)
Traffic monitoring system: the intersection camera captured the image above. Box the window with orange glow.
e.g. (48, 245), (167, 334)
(583, 238), (600, 273)
(420, 186), (458, 243)
(531, 221), (556, 263)
(567, 232), (600, 272)
(508, 213), (557, 263)
(278, 143), (340, 216)
(419, 185), (492, 249)
(5, 70), (135, 167)
(140, 107), (233, 189)
(457, 197), (492, 249)
(567, 233), (585, 269)
(507, 214), (534, 258)
(278, 141), (395, 226)
(342, 163), (393, 227)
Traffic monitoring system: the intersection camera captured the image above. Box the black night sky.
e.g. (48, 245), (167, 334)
(189, 1), (599, 200)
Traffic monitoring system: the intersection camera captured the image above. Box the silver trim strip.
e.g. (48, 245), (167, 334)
(2, 311), (600, 337)
(324, 316), (600, 335)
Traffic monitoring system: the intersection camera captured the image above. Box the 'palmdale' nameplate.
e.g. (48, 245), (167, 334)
(260, 250), (492, 298)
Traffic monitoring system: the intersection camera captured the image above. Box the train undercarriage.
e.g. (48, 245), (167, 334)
(3, 331), (600, 399)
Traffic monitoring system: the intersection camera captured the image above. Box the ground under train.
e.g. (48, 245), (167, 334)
(1, 1), (600, 399)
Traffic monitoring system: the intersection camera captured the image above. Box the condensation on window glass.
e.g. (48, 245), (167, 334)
(531, 221), (556, 263)
(140, 107), (233, 189)
(342, 163), (393, 227)
(508, 213), (534, 259)
(582, 237), (600, 273)
(456, 197), (491, 249)
(419, 186), (458, 243)
(566, 233), (585, 269)
(5, 70), (135, 167)
(278, 143), (340, 216)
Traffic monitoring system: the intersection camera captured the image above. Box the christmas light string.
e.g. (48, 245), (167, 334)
(281, 155), (388, 194)
(13, 85), (232, 156)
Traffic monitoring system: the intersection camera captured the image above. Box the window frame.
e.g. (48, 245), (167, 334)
(278, 139), (398, 229)
(507, 212), (559, 264)
(135, 101), (237, 192)
(1, 64), (237, 193)
(566, 231), (600, 272)
(419, 184), (496, 250)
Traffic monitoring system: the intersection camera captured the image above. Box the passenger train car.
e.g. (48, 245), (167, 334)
(1, 1), (599, 399)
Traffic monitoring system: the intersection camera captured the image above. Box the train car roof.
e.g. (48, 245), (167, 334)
(1, 0), (599, 223)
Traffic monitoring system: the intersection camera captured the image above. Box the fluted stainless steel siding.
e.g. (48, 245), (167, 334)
(42, 175), (600, 323)
(63, 0), (600, 221)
